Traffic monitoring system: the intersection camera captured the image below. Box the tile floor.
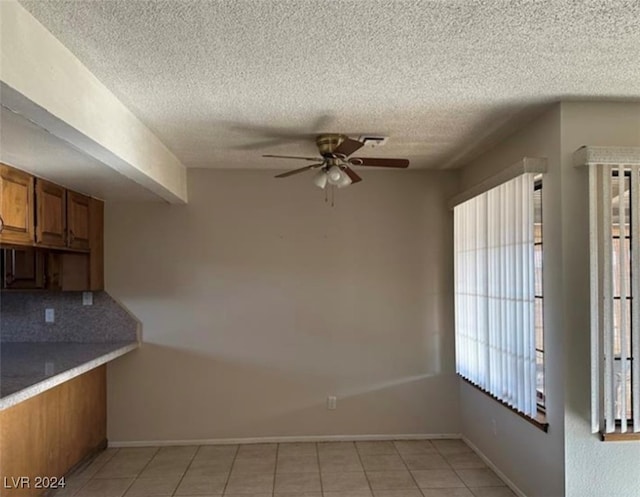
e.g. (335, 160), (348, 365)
(57, 439), (516, 497)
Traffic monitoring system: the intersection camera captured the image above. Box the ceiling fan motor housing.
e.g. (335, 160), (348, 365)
(316, 134), (346, 157)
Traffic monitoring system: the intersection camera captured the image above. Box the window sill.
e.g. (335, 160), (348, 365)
(458, 375), (549, 433)
(599, 429), (640, 442)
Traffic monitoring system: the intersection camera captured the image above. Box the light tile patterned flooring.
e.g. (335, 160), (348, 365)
(57, 439), (516, 497)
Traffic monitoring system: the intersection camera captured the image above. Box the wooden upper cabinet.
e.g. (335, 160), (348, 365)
(0, 164), (104, 291)
(0, 164), (35, 245)
(1, 248), (45, 290)
(67, 191), (91, 250)
(35, 178), (67, 248)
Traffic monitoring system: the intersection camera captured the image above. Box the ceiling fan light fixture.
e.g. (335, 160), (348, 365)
(336, 171), (353, 188)
(313, 170), (328, 189)
(326, 165), (344, 185)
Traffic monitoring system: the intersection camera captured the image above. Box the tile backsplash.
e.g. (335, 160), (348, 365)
(0, 291), (139, 342)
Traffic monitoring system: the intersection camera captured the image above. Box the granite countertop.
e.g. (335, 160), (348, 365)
(0, 341), (139, 410)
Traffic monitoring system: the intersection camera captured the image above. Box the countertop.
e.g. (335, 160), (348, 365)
(0, 340), (139, 410)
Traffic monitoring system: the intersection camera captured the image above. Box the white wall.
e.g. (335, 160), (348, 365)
(560, 102), (640, 497)
(458, 104), (566, 497)
(105, 168), (460, 442)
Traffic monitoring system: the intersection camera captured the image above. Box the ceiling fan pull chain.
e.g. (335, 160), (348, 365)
(331, 185), (335, 207)
(324, 187), (328, 203)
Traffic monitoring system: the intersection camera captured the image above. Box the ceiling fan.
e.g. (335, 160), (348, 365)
(263, 134), (409, 189)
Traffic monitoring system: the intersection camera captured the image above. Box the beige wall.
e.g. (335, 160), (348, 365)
(105, 168), (460, 442)
(560, 101), (640, 497)
(458, 104), (565, 497)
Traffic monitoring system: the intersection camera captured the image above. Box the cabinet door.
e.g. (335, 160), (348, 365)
(0, 164), (35, 245)
(1, 248), (45, 289)
(67, 191), (91, 250)
(36, 179), (66, 247)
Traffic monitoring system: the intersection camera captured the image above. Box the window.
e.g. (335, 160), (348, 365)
(585, 148), (640, 438)
(612, 170), (633, 424)
(534, 182), (545, 410)
(454, 172), (544, 420)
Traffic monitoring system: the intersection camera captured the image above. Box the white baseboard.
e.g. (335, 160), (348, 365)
(462, 436), (528, 497)
(109, 432), (462, 448)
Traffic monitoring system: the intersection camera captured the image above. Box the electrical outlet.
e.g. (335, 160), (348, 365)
(327, 396), (337, 410)
(82, 291), (93, 306)
(45, 308), (55, 323)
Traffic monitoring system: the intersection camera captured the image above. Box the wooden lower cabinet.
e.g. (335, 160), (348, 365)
(0, 367), (107, 497)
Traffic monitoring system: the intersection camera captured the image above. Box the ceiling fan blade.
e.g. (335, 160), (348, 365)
(263, 154), (321, 162)
(274, 164), (323, 178)
(333, 137), (364, 157)
(350, 157), (410, 168)
(342, 165), (363, 184)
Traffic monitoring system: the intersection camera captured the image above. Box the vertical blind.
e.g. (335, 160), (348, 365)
(589, 162), (640, 434)
(454, 173), (538, 416)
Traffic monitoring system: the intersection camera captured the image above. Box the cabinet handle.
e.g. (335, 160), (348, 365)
(0, 214), (4, 233)
(5, 272), (15, 286)
(69, 230), (75, 244)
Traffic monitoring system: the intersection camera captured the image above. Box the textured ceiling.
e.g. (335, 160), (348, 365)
(0, 106), (162, 202)
(19, 0), (640, 170)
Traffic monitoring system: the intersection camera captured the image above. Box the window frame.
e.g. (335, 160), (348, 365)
(533, 179), (546, 412)
(453, 171), (547, 429)
(610, 169), (634, 429)
(577, 145), (640, 441)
